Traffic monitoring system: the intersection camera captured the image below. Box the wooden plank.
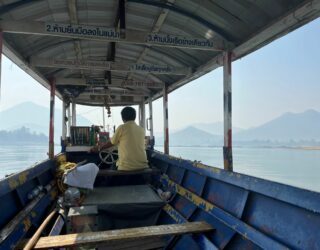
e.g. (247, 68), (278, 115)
(98, 168), (160, 176)
(0, 21), (223, 51)
(55, 77), (164, 88)
(79, 89), (149, 97)
(34, 222), (213, 249)
(31, 57), (191, 75)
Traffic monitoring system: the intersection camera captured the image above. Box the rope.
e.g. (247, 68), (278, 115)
(56, 162), (77, 193)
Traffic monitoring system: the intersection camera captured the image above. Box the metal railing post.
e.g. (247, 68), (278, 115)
(48, 78), (55, 159)
(223, 51), (233, 171)
(62, 100), (67, 141)
(71, 101), (76, 126)
(148, 97), (154, 142)
(163, 84), (169, 154)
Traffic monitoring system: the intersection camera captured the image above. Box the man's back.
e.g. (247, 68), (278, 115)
(111, 121), (148, 171)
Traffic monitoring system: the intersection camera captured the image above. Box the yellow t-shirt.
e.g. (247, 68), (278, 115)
(111, 121), (148, 171)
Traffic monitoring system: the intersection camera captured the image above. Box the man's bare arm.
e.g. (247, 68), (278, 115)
(100, 141), (114, 150)
(90, 140), (114, 152)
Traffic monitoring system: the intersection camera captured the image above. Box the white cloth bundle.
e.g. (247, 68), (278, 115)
(63, 163), (99, 190)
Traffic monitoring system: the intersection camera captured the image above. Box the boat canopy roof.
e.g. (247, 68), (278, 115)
(0, 0), (319, 106)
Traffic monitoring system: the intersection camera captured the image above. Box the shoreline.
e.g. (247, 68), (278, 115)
(155, 145), (320, 150)
(281, 146), (320, 151)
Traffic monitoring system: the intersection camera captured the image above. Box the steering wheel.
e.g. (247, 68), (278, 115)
(99, 146), (118, 165)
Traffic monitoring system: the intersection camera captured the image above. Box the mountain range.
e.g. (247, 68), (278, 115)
(1, 102), (320, 146)
(156, 109), (320, 146)
(0, 102), (92, 142)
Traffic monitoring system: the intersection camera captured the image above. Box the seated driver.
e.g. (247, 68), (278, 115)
(100, 106), (148, 171)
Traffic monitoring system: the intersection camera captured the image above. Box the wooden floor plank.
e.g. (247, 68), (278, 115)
(34, 222), (213, 249)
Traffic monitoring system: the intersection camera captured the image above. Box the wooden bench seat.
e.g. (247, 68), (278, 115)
(98, 168), (160, 176)
(34, 222), (213, 249)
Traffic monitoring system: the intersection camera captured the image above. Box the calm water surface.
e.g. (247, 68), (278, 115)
(155, 146), (320, 192)
(1, 144), (319, 192)
(0, 144), (60, 179)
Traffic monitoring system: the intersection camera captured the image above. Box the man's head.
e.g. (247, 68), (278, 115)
(121, 106), (136, 122)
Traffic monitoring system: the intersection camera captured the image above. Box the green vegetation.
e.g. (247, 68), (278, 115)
(0, 127), (47, 144)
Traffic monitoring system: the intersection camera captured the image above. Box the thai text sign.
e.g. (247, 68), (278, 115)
(44, 22), (215, 50)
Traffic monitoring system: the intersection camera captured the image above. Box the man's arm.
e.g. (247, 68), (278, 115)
(90, 126), (121, 152)
(100, 140), (114, 150)
(90, 140), (114, 153)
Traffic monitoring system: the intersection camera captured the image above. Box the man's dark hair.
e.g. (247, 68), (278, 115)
(121, 106), (136, 121)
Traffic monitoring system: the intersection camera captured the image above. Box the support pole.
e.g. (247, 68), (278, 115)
(140, 101), (146, 130)
(102, 107), (106, 131)
(0, 30), (3, 99)
(148, 97), (154, 146)
(71, 101), (76, 126)
(223, 52), (233, 171)
(62, 101), (67, 141)
(138, 103), (142, 126)
(48, 78), (55, 159)
(119, 0), (126, 38)
(23, 210), (57, 250)
(163, 84), (169, 154)
(61, 100), (67, 153)
(67, 104), (71, 136)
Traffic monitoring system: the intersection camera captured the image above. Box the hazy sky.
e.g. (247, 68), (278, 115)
(0, 18), (319, 134)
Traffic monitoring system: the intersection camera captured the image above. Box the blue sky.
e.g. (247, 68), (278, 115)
(0, 18), (319, 134)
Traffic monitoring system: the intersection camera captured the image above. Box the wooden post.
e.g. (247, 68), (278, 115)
(119, 0), (126, 38)
(148, 97), (154, 145)
(102, 107), (106, 131)
(48, 78), (55, 159)
(138, 103), (142, 126)
(67, 104), (71, 136)
(72, 101), (76, 126)
(223, 51), (233, 171)
(140, 101), (146, 130)
(0, 30), (3, 99)
(163, 84), (169, 154)
(62, 100), (67, 140)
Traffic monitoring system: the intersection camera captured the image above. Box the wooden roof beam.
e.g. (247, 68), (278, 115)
(30, 57), (191, 75)
(56, 77), (164, 89)
(67, 0), (85, 79)
(74, 97), (144, 107)
(0, 21), (225, 51)
(105, 0), (125, 85)
(1, 40), (62, 99)
(126, 0), (175, 81)
(150, 0), (320, 101)
(79, 89), (148, 97)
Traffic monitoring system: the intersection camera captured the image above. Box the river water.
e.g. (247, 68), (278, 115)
(1, 144), (319, 192)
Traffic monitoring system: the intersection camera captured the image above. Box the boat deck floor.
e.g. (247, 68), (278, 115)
(82, 185), (163, 206)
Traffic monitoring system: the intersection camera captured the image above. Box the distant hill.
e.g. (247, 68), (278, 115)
(0, 102), (92, 141)
(234, 109), (320, 142)
(0, 127), (47, 144)
(155, 110), (320, 147)
(156, 126), (222, 146)
(192, 122), (243, 135)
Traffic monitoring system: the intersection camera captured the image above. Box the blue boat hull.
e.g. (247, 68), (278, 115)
(0, 150), (319, 249)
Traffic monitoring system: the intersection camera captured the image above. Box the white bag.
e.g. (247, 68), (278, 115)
(63, 163), (99, 190)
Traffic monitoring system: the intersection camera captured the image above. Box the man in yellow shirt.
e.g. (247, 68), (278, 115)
(100, 106), (148, 171)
